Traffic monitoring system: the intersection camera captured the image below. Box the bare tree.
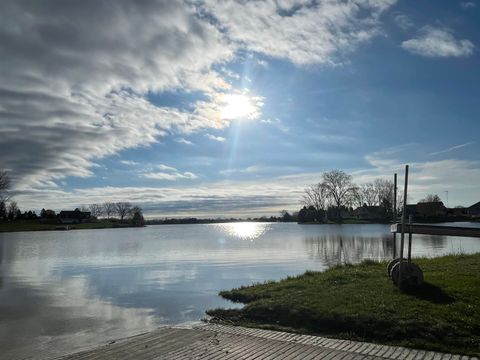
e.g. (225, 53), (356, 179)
(130, 206), (145, 226)
(0, 171), (11, 220)
(103, 202), (115, 218)
(358, 182), (377, 206)
(321, 170), (356, 220)
(115, 202), (132, 223)
(355, 179), (394, 210)
(89, 203), (103, 218)
(420, 194), (442, 203)
(302, 183), (329, 211)
(0, 170), (10, 201)
(8, 201), (18, 220)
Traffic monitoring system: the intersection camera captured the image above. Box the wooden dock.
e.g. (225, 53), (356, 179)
(57, 324), (478, 360)
(391, 223), (480, 238)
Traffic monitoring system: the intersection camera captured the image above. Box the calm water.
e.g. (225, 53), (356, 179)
(1, 222), (479, 359)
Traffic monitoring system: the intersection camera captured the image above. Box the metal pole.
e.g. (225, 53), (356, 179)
(408, 215), (412, 264)
(393, 173), (397, 259)
(398, 165), (409, 288)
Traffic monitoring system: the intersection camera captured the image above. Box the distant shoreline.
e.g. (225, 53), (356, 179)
(0, 219), (141, 233)
(1, 218), (477, 233)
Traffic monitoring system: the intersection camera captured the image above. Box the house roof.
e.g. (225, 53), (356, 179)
(468, 201), (480, 210)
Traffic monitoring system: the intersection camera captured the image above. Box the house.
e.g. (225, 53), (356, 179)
(353, 205), (385, 220)
(59, 208), (91, 224)
(415, 201), (447, 218)
(447, 207), (468, 217)
(468, 201), (480, 218)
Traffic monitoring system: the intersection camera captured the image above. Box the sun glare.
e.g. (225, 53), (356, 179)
(220, 94), (257, 120)
(218, 222), (269, 241)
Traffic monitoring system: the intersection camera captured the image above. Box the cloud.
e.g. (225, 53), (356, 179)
(200, 0), (397, 65)
(460, 2), (476, 9)
(401, 26), (474, 58)
(0, 1), (234, 190)
(142, 172), (198, 181)
(13, 178), (306, 217)
(428, 142), (474, 156)
(140, 164), (197, 181)
(393, 13), (414, 30)
(156, 164), (178, 172)
(120, 160), (139, 166)
(175, 138), (194, 145)
(205, 134), (226, 142)
(356, 147), (480, 206)
(0, 0), (399, 195)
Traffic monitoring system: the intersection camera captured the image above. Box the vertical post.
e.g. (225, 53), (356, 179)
(393, 173), (397, 259)
(408, 215), (413, 264)
(398, 165), (409, 288)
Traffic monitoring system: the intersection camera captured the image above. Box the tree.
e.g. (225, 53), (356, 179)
(357, 182), (377, 207)
(103, 202), (115, 218)
(7, 201), (18, 220)
(0, 201), (6, 220)
(321, 170), (356, 221)
(302, 183), (329, 212)
(0, 170), (10, 219)
(89, 203), (103, 219)
(130, 206), (145, 227)
(115, 202), (132, 223)
(420, 194), (442, 203)
(280, 210), (293, 222)
(0, 170), (9, 196)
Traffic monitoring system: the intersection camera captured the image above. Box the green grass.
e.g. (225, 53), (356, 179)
(208, 253), (480, 356)
(0, 219), (138, 232)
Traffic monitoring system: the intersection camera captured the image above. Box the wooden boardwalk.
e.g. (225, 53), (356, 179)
(57, 324), (478, 360)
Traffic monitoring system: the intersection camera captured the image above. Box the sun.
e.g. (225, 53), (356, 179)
(220, 94), (257, 120)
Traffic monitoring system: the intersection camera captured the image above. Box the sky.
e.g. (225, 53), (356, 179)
(0, 0), (479, 218)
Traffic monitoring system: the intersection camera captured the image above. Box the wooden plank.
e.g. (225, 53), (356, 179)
(57, 325), (475, 360)
(391, 223), (480, 238)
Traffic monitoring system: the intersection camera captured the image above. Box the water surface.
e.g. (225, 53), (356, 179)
(0, 222), (479, 359)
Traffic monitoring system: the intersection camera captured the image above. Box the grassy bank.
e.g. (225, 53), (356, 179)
(0, 219), (139, 232)
(208, 253), (480, 356)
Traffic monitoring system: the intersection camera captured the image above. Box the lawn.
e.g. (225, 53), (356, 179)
(207, 253), (480, 356)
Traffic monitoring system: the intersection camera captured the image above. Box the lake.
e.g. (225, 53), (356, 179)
(1, 222), (479, 359)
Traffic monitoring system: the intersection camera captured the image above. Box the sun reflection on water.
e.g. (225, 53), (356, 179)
(217, 222), (270, 241)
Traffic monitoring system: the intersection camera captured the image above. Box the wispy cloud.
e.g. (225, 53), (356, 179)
(393, 13), (414, 30)
(205, 134), (226, 142)
(142, 171), (198, 181)
(176, 138), (194, 145)
(156, 164), (178, 172)
(201, 0), (397, 65)
(460, 2), (476, 9)
(428, 142), (474, 156)
(120, 160), (139, 166)
(356, 146), (480, 206)
(402, 26), (474, 58)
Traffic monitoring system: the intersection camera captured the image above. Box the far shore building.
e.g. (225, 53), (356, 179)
(415, 201), (447, 219)
(59, 208), (91, 224)
(468, 201), (480, 218)
(353, 205), (385, 220)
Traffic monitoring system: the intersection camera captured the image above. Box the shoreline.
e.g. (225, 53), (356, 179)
(0, 219), (142, 233)
(207, 253), (480, 356)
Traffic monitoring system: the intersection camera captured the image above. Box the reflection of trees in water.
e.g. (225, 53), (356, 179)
(303, 235), (394, 267)
(0, 239), (2, 289)
(415, 234), (447, 250)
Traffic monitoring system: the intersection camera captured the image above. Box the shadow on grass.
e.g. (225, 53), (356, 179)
(403, 282), (455, 304)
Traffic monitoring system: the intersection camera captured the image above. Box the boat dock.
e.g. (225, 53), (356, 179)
(391, 223), (480, 238)
(57, 324), (477, 360)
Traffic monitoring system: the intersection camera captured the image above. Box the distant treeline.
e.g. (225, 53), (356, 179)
(146, 213), (297, 225)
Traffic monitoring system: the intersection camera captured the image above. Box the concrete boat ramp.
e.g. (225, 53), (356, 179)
(57, 324), (478, 360)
